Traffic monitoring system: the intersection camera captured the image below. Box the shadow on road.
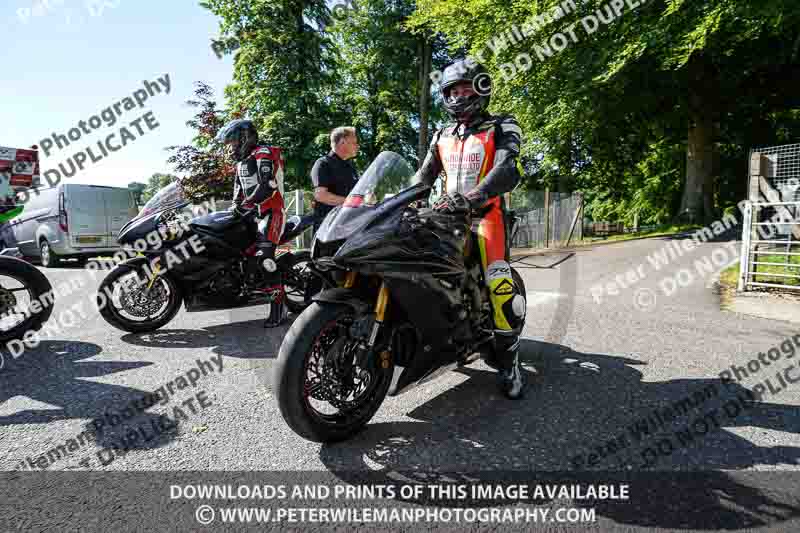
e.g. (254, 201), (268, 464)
(118, 314), (300, 360)
(0, 341), (178, 457)
(318, 338), (800, 529)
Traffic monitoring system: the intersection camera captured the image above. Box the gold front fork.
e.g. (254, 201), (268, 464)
(341, 273), (390, 366)
(375, 283), (389, 322)
(373, 282), (391, 368)
(146, 261), (161, 290)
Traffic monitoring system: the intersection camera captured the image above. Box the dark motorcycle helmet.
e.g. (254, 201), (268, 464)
(440, 59), (492, 123)
(216, 119), (259, 161)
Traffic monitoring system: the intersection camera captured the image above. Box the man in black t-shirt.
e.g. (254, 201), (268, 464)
(310, 126), (359, 233)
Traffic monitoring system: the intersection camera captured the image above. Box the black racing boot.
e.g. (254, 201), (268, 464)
(264, 297), (287, 328)
(494, 332), (525, 399)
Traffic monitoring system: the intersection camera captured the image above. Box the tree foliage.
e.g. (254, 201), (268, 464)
(185, 0), (800, 225)
(166, 82), (235, 202)
(200, 0), (338, 189)
(325, 0), (456, 168)
(198, 0), (455, 190)
(409, 0), (800, 223)
(142, 173), (180, 203)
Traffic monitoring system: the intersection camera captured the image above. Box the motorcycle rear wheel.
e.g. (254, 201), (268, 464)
(282, 250), (315, 314)
(0, 256), (54, 343)
(274, 302), (392, 442)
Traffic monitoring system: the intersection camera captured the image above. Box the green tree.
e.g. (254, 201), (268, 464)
(327, 0), (423, 167)
(410, 0), (800, 223)
(202, 0), (456, 185)
(201, 0), (339, 190)
(166, 82), (235, 202)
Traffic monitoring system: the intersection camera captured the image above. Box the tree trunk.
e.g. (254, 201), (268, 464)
(680, 108), (714, 222)
(680, 55), (716, 223)
(417, 36), (432, 167)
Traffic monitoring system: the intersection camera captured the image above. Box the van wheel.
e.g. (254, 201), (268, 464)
(40, 240), (60, 268)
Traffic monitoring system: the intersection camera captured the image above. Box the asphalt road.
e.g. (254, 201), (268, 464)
(3, 234), (800, 531)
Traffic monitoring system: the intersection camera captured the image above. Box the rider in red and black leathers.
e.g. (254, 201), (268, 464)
(217, 119), (288, 327)
(416, 60), (528, 399)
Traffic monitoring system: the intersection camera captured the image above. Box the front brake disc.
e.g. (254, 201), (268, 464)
(118, 277), (168, 318)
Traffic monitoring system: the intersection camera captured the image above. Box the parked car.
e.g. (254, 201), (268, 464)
(0, 184), (138, 267)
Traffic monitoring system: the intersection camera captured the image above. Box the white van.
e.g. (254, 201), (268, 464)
(0, 184), (138, 267)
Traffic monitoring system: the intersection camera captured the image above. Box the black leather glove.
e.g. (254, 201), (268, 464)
(432, 192), (471, 214)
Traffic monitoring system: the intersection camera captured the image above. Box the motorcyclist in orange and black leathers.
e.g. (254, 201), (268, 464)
(416, 60), (528, 399)
(216, 119), (288, 327)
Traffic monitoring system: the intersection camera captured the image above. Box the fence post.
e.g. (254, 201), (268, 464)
(738, 200), (752, 292)
(565, 193), (583, 247)
(295, 189), (304, 249)
(544, 187), (550, 248)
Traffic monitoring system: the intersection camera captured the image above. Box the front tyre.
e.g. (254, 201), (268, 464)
(97, 258), (183, 333)
(274, 302), (392, 442)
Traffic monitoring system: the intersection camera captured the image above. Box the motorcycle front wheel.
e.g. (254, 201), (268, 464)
(97, 258), (183, 333)
(274, 302), (393, 442)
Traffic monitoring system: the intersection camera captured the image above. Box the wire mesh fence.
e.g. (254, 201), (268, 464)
(509, 190), (583, 249)
(750, 143), (800, 203)
(286, 188), (585, 252)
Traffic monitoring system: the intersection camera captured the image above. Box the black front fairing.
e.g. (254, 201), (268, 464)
(117, 211), (161, 246)
(313, 152), (468, 277)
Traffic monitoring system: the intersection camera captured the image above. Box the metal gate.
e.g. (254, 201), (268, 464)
(739, 145), (800, 291)
(738, 200), (800, 291)
(284, 189), (313, 249)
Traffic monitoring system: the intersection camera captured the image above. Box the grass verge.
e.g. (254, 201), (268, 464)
(718, 253), (800, 293)
(576, 224), (702, 246)
(748, 253), (800, 288)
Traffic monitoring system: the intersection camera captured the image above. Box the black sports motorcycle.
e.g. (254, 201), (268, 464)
(96, 182), (317, 333)
(274, 151), (527, 442)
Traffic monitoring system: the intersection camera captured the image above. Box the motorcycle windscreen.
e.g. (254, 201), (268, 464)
(315, 151), (415, 244)
(137, 181), (189, 219)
